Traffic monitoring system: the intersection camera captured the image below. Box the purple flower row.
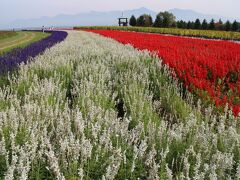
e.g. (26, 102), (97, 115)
(0, 31), (68, 75)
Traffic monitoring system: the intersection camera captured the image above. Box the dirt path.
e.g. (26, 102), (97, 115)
(0, 32), (36, 50)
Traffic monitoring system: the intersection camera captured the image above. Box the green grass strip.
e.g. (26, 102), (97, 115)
(0, 31), (50, 55)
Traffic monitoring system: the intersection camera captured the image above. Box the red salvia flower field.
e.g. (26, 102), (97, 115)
(85, 29), (240, 115)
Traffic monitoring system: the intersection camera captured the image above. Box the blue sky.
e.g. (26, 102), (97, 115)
(1, 0), (239, 24)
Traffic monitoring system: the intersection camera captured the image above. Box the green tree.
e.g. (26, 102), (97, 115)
(182, 21), (187, 29)
(216, 19), (223, 30)
(208, 19), (215, 30)
(202, 19), (208, 30)
(187, 21), (194, 29)
(154, 11), (176, 27)
(148, 15), (153, 27)
(153, 14), (163, 27)
(137, 14), (153, 27)
(136, 15), (144, 26)
(177, 20), (184, 28)
(231, 20), (239, 31)
(225, 20), (231, 31)
(194, 19), (201, 29)
(129, 15), (137, 26)
(171, 21), (177, 28)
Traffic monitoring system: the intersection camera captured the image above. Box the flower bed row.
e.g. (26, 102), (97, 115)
(75, 26), (240, 41)
(84, 29), (240, 115)
(0, 30), (239, 179)
(0, 31), (68, 75)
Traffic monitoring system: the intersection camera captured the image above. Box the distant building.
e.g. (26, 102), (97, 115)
(42, 26), (45, 33)
(118, 18), (128, 26)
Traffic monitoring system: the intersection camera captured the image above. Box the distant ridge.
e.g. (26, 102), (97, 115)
(169, 8), (235, 22)
(0, 7), (156, 29)
(0, 7), (237, 29)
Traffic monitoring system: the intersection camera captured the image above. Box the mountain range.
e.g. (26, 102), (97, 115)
(0, 7), (237, 29)
(169, 8), (235, 22)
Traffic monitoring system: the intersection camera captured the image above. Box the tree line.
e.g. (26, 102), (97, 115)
(129, 12), (240, 32)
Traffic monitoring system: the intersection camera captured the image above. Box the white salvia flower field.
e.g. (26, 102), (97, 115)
(0, 30), (239, 179)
